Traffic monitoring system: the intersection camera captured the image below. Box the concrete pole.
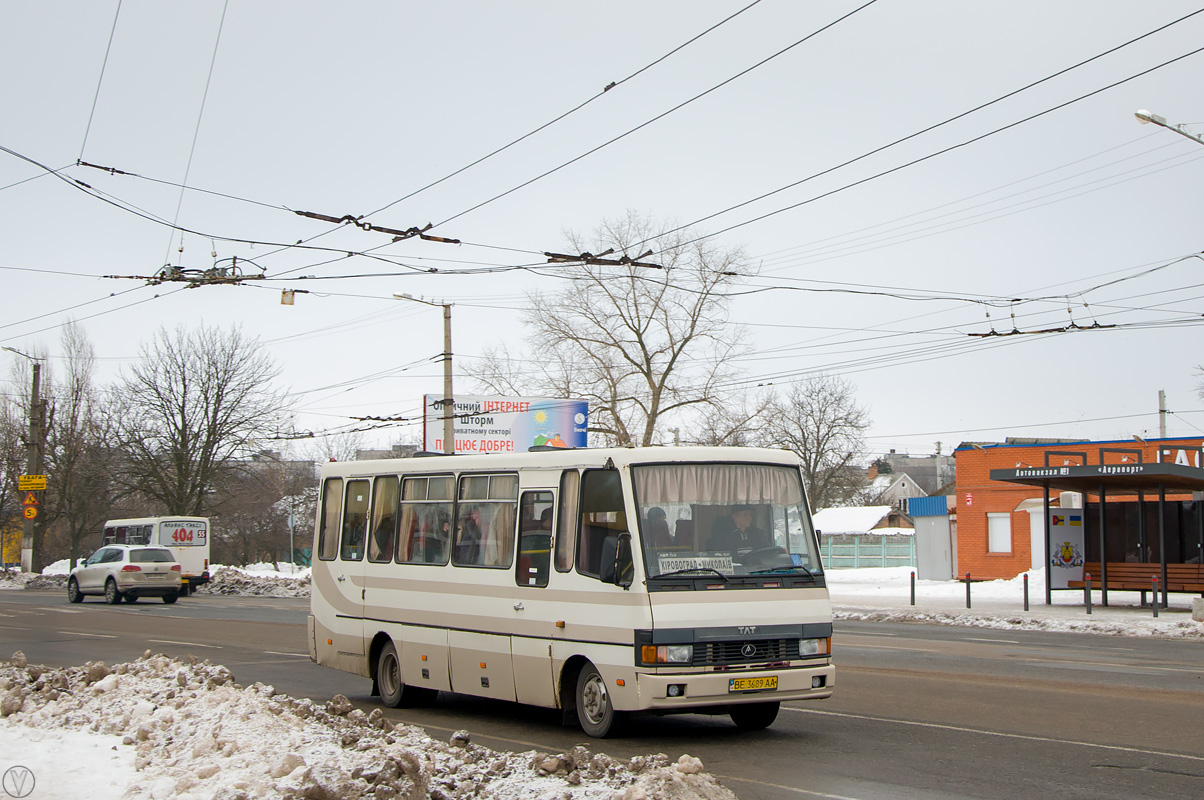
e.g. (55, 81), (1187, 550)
(442, 303), (454, 455)
(21, 361), (46, 573)
(1159, 390), (1167, 439)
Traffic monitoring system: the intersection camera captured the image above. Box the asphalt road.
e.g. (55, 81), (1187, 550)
(2, 590), (1203, 799)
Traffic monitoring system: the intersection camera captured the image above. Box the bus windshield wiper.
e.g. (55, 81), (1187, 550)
(750, 565), (816, 579)
(650, 568), (728, 582)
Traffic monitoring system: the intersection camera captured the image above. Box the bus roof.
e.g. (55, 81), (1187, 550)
(319, 446), (802, 478)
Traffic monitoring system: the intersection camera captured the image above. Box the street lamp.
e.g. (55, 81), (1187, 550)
(3, 346), (47, 572)
(392, 294), (455, 455)
(1135, 109), (1204, 147)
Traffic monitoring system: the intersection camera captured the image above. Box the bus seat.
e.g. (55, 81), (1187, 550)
(673, 519), (693, 547)
(598, 534), (618, 583)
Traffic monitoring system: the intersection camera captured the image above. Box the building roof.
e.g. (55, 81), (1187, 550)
(989, 462), (1204, 495)
(812, 505), (895, 535)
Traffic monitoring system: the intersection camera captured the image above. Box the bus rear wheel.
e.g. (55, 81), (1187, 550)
(376, 641), (436, 708)
(576, 662), (622, 738)
(729, 701), (780, 731)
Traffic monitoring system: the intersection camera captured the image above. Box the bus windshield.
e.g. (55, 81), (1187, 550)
(632, 462), (821, 580)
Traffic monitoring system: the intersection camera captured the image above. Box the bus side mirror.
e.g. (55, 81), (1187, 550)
(613, 534), (634, 588)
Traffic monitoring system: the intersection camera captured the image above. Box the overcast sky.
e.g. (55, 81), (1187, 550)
(3, 1), (1204, 458)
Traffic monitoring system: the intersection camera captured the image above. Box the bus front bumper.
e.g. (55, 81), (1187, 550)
(636, 662), (834, 709)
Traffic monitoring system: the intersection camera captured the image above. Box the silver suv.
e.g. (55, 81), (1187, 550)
(67, 545), (182, 604)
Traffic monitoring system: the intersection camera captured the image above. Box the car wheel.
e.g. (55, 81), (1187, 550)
(67, 578), (83, 604)
(162, 592), (178, 604)
(123, 593), (138, 603)
(729, 701), (780, 731)
(576, 662), (621, 737)
(104, 578), (122, 605)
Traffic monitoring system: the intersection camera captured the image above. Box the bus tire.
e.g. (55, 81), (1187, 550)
(104, 579), (122, 605)
(377, 641), (407, 707)
(729, 701), (780, 731)
(67, 578), (83, 603)
(162, 592), (178, 604)
(576, 662), (621, 738)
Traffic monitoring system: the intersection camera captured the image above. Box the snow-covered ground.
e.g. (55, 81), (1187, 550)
(2, 562), (1201, 798)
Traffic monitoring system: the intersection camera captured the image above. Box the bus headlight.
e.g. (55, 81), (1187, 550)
(641, 644), (694, 664)
(799, 637), (830, 657)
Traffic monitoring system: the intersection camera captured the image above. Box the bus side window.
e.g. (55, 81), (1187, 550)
(576, 470), (627, 581)
(555, 470), (579, 573)
(368, 476), (399, 563)
(341, 479), (370, 561)
(516, 490), (553, 588)
(317, 478), (343, 561)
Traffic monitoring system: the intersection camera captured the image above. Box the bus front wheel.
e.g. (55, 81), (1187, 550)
(729, 701), (780, 731)
(576, 662), (621, 738)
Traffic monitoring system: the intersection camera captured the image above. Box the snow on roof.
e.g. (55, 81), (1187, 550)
(812, 505), (895, 534)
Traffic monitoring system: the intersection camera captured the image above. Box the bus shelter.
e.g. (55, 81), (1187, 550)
(991, 453), (1204, 607)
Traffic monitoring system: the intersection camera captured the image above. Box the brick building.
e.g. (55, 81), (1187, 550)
(954, 436), (1204, 580)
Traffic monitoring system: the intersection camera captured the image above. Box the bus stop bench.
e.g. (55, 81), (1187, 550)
(1068, 562), (1204, 596)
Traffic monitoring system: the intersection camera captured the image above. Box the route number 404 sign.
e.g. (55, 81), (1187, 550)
(161, 520), (207, 547)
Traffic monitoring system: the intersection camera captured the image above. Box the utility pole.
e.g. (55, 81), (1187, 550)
(393, 294), (454, 455)
(1159, 389), (1167, 439)
(5, 347), (48, 572)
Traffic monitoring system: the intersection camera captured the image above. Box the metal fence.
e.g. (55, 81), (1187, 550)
(821, 534), (916, 569)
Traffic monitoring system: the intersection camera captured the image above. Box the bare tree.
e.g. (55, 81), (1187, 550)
(43, 323), (119, 568)
(113, 324), (286, 515)
(472, 211), (749, 446)
(766, 375), (870, 509)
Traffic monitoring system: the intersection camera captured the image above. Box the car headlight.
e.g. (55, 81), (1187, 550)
(641, 644), (694, 664)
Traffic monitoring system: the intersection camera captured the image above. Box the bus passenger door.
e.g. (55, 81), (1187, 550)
(332, 478), (371, 666)
(512, 489), (557, 707)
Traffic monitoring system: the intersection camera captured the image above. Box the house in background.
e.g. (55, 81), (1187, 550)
(864, 466), (927, 511)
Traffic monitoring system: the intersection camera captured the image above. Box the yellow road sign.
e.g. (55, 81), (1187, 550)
(18, 475), (46, 491)
(22, 492), (38, 506)
(23, 507), (37, 520)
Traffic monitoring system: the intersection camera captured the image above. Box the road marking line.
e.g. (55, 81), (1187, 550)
(961, 637), (1020, 644)
(786, 707), (1204, 762)
(57, 630), (116, 638)
(839, 644), (940, 652)
(147, 639), (221, 649)
(713, 773), (861, 799)
(263, 651), (310, 658)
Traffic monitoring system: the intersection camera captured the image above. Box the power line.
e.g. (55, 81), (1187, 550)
(162, 0), (230, 266)
(430, 0), (882, 230)
(362, 0), (767, 223)
(650, 9), (1204, 250)
(77, 0), (124, 163)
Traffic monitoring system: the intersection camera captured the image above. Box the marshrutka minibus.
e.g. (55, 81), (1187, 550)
(308, 446), (834, 736)
(102, 516), (211, 594)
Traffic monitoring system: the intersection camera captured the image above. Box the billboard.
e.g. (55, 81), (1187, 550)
(423, 395), (588, 454)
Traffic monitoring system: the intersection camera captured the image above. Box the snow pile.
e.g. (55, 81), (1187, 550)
(0, 568), (64, 592)
(198, 565), (311, 598)
(0, 650), (734, 800)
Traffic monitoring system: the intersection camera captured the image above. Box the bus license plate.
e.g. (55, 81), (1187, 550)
(729, 675), (777, 693)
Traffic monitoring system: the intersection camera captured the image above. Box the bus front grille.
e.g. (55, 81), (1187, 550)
(695, 638), (800, 667)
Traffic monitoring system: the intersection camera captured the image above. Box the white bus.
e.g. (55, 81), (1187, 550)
(102, 517), (211, 595)
(308, 446), (834, 737)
